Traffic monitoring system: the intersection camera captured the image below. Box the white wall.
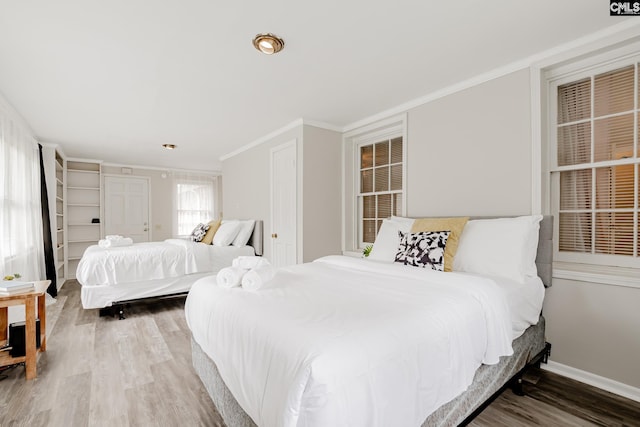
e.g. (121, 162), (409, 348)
(302, 125), (343, 262)
(222, 124), (342, 262)
(406, 69), (532, 216)
(343, 70), (533, 252)
(544, 278), (640, 388)
(222, 126), (303, 262)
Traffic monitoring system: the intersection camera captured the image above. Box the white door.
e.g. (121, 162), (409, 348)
(271, 141), (297, 268)
(104, 176), (150, 242)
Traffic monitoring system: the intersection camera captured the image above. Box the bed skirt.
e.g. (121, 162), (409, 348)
(191, 316), (546, 427)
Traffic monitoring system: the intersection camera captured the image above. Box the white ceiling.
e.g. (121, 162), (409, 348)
(0, 1), (634, 171)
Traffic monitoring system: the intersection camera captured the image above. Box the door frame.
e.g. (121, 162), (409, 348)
(102, 174), (152, 241)
(270, 139), (298, 265)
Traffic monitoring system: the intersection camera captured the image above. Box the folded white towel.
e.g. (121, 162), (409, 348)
(241, 265), (276, 291)
(232, 256), (270, 270)
(217, 267), (249, 288)
(105, 235), (124, 240)
(98, 237), (134, 248)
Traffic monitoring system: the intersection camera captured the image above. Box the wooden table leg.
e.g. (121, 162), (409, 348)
(25, 296), (36, 380)
(38, 294), (46, 352)
(0, 306), (7, 342)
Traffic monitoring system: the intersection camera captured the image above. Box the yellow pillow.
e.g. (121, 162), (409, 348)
(411, 217), (469, 272)
(200, 219), (222, 245)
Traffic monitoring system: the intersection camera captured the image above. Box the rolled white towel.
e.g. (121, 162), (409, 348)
(232, 256), (270, 270)
(241, 265), (276, 291)
(105, 235), (124, 240)
(98, 237), (133, 248)
(217, 267), (249, 288)
(113, 237), (133, 246)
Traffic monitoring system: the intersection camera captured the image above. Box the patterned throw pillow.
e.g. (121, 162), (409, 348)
(190, 223), (210, 242)
(394, 230), (451, 271)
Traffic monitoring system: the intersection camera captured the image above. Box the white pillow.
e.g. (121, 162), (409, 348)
(232, 220), (255, 247)
(212, 220), (241, 246)
(368, 217), (415, 262)
(453, 215), (542, 283)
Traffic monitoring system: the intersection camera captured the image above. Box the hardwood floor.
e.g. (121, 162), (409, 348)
(0, 281), (224, 426)
(1, 281), (639, 427)
(470, 369), (640, 427)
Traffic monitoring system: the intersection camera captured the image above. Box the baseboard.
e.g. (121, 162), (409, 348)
(542, 360), (640, 403)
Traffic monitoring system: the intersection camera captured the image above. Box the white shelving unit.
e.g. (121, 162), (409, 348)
(54, 150), (65, 285)
(65, 160), (102, 279)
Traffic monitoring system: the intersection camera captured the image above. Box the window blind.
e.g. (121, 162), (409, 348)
(555, 64), (639, 261)
(358, 137), (403, 244)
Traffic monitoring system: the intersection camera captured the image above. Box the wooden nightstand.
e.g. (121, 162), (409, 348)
(0, 291), (47, 380)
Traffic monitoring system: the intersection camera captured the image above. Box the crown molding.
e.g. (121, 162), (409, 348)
(301, 119), (343, 132)
(220, 118), (304, 161)
(219, 118), (347, 162)
(343, 20), (640, 133)
(39, 141), (67, 158)
(101, 161), (220, 175)
(221, 20), (640, 163)
(66, 156), (104, 164)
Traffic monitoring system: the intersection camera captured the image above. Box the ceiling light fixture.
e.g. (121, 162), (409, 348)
(253, 33), (285, 55)
(162, 144), (177, 150)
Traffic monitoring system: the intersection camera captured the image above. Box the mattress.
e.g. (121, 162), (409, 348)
(480, 274), (545, 339)
(191, 316), (546, 427)
(185, 255), (530, 427)
(80, 271), (213, 309)
(77, 239), (254, 287)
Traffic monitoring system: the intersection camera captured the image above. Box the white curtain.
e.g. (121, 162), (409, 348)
(172, 173), (217, 237)
(0, 102), (46, 282)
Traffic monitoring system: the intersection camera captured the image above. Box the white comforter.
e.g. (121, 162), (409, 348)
(77, 239), (252, 287)
(185, 255), (514, 427)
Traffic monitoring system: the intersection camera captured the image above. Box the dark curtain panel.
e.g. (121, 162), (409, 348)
(38, 144), (57, 297)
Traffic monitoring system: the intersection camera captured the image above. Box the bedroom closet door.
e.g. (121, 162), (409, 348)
(270, 141), (297, 267)
(104, 176), (150, 242)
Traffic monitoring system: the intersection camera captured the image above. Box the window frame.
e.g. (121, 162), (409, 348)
(348, 117), (407, 250)
(173, 177), (217, 238)
(548, 54), (640, 269)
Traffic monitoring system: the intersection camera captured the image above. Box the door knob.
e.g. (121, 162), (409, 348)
(271, 233), (278, 238)
(144, 228), (148, 232)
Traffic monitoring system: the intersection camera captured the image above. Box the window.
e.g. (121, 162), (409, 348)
(551, 60), (640, 267)
(173, 174), (217, 237)
(343, 114), (406, 252)
(0, 106), (45, 280)
(358, 136), (404, 245)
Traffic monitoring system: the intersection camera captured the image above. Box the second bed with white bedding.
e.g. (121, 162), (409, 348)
(78, 238), (256, 309)
(77, 239), (254, 287)
(185, 255), (542, 427)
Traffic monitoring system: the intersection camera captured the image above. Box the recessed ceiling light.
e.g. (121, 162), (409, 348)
(162, 144), (177, 150)
(253, 33), (284, 55)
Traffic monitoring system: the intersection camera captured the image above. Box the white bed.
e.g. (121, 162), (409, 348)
(78, 220), (263, 310)
(185, 215), (552, 426)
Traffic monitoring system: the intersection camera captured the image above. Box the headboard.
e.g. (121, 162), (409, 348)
(248, 220), (264, 256)
(468, 215), (553, 288)
(535, 216), (553, 288)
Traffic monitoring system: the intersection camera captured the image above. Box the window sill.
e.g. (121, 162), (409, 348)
(553, 261), (640, 289)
